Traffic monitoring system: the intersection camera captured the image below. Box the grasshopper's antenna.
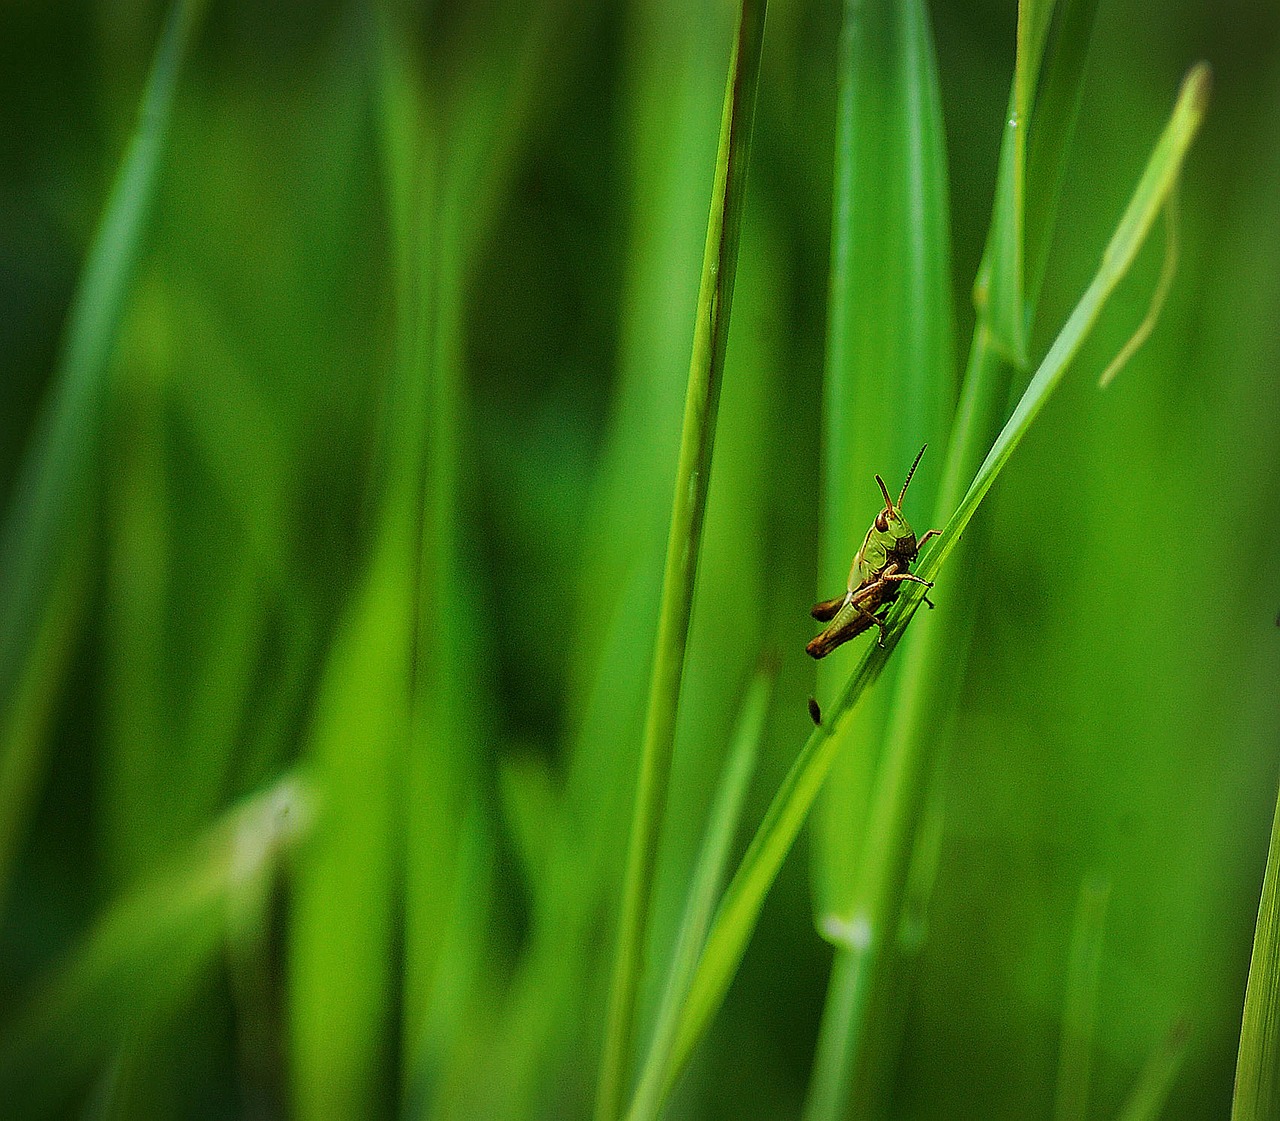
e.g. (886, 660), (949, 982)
(898, 444), (928, 506)
(875, 474), (894, 510)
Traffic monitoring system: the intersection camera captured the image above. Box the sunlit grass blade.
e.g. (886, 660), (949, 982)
(0, 776), (310, 1117)
(1118, 1020), (1191, 1121)
(1232, 777), (1280, 1119)
(659, 64), (1208, 1087)
(813, 0), (956, 925)
(0, 0), (205, 911)
(626, 663), (774, 1121)
(1054, 876), (1112, 1121)
(594, 3), (768, 1117)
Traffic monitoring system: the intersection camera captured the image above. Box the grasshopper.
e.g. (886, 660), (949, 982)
(806, 444), (941, 659)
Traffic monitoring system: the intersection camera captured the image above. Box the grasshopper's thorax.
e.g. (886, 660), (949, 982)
(877, 506), (919, 567)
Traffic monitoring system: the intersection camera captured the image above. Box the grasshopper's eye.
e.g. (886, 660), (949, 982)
(875, 510), (890, 532)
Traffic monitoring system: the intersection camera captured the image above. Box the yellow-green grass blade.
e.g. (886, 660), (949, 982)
(626, 664), (774, 1121)
(0, 0), (205, 912)
(1232, 777), (1280, 1118)
(594, 2), (768, 1117)
(0, 776), (310, 1117)
(813, 0), (956, 928)
(660, 65), (1208, 1088)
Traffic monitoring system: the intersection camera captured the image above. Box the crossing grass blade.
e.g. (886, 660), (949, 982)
(594, 3), (768, 1116)
(625, 664), (774, 1121)
(657, 65), (1208, 1089)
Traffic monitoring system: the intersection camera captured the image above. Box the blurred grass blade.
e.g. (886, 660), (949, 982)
(661, 64), (1208, 1085)
(978, 0), (1054, 364)
(595, 2), (768, 1117)
(1233, 776), (1280, 1119)
(288, 523), (419, 1119)
(814, 0), (956, 923)
(0, 776), (310, 1117)
(626, 664), (774, 1121)
(0, 549), (88, 918)
(1054, 876), (1112, 1121)
(1119, 1020), (1191, 1121)
(0, 0), (204, 908)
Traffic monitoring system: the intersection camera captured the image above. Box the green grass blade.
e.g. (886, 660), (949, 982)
(594, 3), (768, 1117)
(1233, 776), (1280, 1119)
(1117, 1020), (1191, 1121)
(0, 0), (204, 907)
(813, 0), (956, 924)
(1054, 876), (1112, 1121)
(661, 64), (1207, 1085)
(0, 776), (310, 1117)
(808, 4), (1106, 1108)
(626, 664), (774, 1121)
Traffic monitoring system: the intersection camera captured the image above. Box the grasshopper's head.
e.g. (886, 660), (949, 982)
(874, 444), (928, 562)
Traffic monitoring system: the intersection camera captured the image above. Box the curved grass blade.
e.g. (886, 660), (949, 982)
(594, 3), (768, 1117)
(0, 0), (206, 912)
(1232, 777), (1280, 1119)
(0, 776), (311, 1117)
(661, 65), (1208, 1086)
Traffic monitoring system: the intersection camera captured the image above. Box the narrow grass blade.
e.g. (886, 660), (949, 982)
(1118, 1020), (1191, 1121)
(626, 664), (774, 1121)
(0, 0), (205, 906)
(662, 65), (1208, 1085)
(594, 3), (768, 1117)
(979, 0), (1054, 364)
(1025, 0), (1102, 311)
(1233, 776), (1280, 1119)
(1054, 876), (1112, 1121)
(813, 0), (956, 924)
(0, 776), (311, 1117)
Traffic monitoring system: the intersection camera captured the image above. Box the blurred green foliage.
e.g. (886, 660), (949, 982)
(0, 0), (1277, 1119)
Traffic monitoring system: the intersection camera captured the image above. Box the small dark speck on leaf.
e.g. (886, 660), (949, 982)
(807, 696), (822, 726)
